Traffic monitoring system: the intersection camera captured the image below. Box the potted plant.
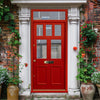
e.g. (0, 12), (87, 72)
(6, 49), (22, 100)
(7, 72), (22, 100)
(91, 72), (100, 96)
(76, 56), (96, 100)
(0, 67), (8, 98)
(77, 21), (97, 100)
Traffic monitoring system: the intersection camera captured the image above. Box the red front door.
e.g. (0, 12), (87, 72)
(31, 10), (68, 92)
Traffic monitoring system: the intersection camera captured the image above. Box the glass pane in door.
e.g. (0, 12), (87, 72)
(46, 25), (52, 36)
(51, 40), (61, 59)
(33, 11), (65, 20)
(37, 25), (43, 36)
(37, 40), (47, 59)
(55, 25), (61, 36)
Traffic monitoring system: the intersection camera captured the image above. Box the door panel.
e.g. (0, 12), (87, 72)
(51, 66), (63, 84)
(33, 22), (65, 89)
(37, 66), (48, 85)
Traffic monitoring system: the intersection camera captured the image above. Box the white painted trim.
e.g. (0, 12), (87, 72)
(16, 3), (83, 97)
(12, 0), (87, 4)
(19, 7), (31, 96)
(68, 7), (80, 96)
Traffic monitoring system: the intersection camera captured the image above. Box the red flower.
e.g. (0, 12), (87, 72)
(93, 63), (96, 65)
(80, 34), (82, 38)
(83, 37), (87, 41)
(97, 35), (99, 38)
(25, 63), (28, 67)
(86, 21), (93, 24)
(73, 47), (77, 51)
(97, 35), (99, 40)
(86, 21), (89, 24)
(82, 53), (85, 58)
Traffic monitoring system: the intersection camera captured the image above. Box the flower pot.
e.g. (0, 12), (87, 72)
(7, 84), (19, 100)
(96, 84), (100, 96)
(80, 83), (95, 100)
(0, 84), (1, 98)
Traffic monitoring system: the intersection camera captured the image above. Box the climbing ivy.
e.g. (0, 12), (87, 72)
(0, 0), (22, 85)
(0, 0), (14, 21)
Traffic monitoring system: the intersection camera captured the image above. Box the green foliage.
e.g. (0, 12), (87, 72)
(0, 67), (9, 84)
(0, 28), (2, 34)
(77, 62), (96, 83)
(0, 0), (14, 21)
(8, 76), (22, 85)
(1, 74), (9, 99)
(76, 21), (98, 83)
(81, 21), (97, 47)
(0, 0), (22, 85)
(77, 48), (96, 83)
(91, 72), (100, 84)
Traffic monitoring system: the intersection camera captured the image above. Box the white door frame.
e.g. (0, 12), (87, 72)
(12, 0), (87, 96)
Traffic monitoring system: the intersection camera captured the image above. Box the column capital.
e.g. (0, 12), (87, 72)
(19, 7), (30, 22)
(68, 8), (80, 23)
(68, 16), (80, 23)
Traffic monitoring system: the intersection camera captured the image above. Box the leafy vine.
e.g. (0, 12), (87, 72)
(76, 21), (98, 83)
(0, 0), (22, 85)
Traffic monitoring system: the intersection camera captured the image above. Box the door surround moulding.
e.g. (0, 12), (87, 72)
(12, 0), (87, 4)
(11, 1), (86, 96)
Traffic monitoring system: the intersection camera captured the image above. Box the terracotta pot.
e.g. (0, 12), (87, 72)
(0, 84), (1, 98)
(96, 84), (100, 96)
(80, 83), (95, 100)
(7, 84), (19, 100)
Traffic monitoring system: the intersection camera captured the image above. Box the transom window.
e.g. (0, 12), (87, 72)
(33, 11), (65, 20)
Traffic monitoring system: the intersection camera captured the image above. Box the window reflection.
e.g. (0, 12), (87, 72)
(33, 11), (65, 20)
(37, 40), (47, 59)
(51, 40), (61, 59)
(37, 25), (43, 36)
(55, 25), (61, 36)
(46, 25), (52, 36)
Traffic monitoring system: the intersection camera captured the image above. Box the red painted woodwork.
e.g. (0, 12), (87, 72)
(31, 9), (68, 93)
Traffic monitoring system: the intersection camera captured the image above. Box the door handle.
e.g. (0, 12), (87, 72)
(33, 60), (36, 62)
(44, 61), (54, 64)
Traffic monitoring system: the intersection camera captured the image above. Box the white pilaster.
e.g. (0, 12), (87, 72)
(19, 7), (31, 96)
(68, 8), (80, 96)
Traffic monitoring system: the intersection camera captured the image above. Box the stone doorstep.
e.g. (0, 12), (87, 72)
(19, 95), (100, 100)
(19, 93), (82, 100)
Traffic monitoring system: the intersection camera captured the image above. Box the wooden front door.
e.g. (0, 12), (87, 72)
(31, 10), (68, 92)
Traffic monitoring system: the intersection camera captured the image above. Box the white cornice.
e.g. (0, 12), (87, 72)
(12, 0), (87, 4)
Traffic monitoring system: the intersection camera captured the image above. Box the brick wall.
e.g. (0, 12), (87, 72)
(80, 0), (100, 70)
(0, 5), (19, 69)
